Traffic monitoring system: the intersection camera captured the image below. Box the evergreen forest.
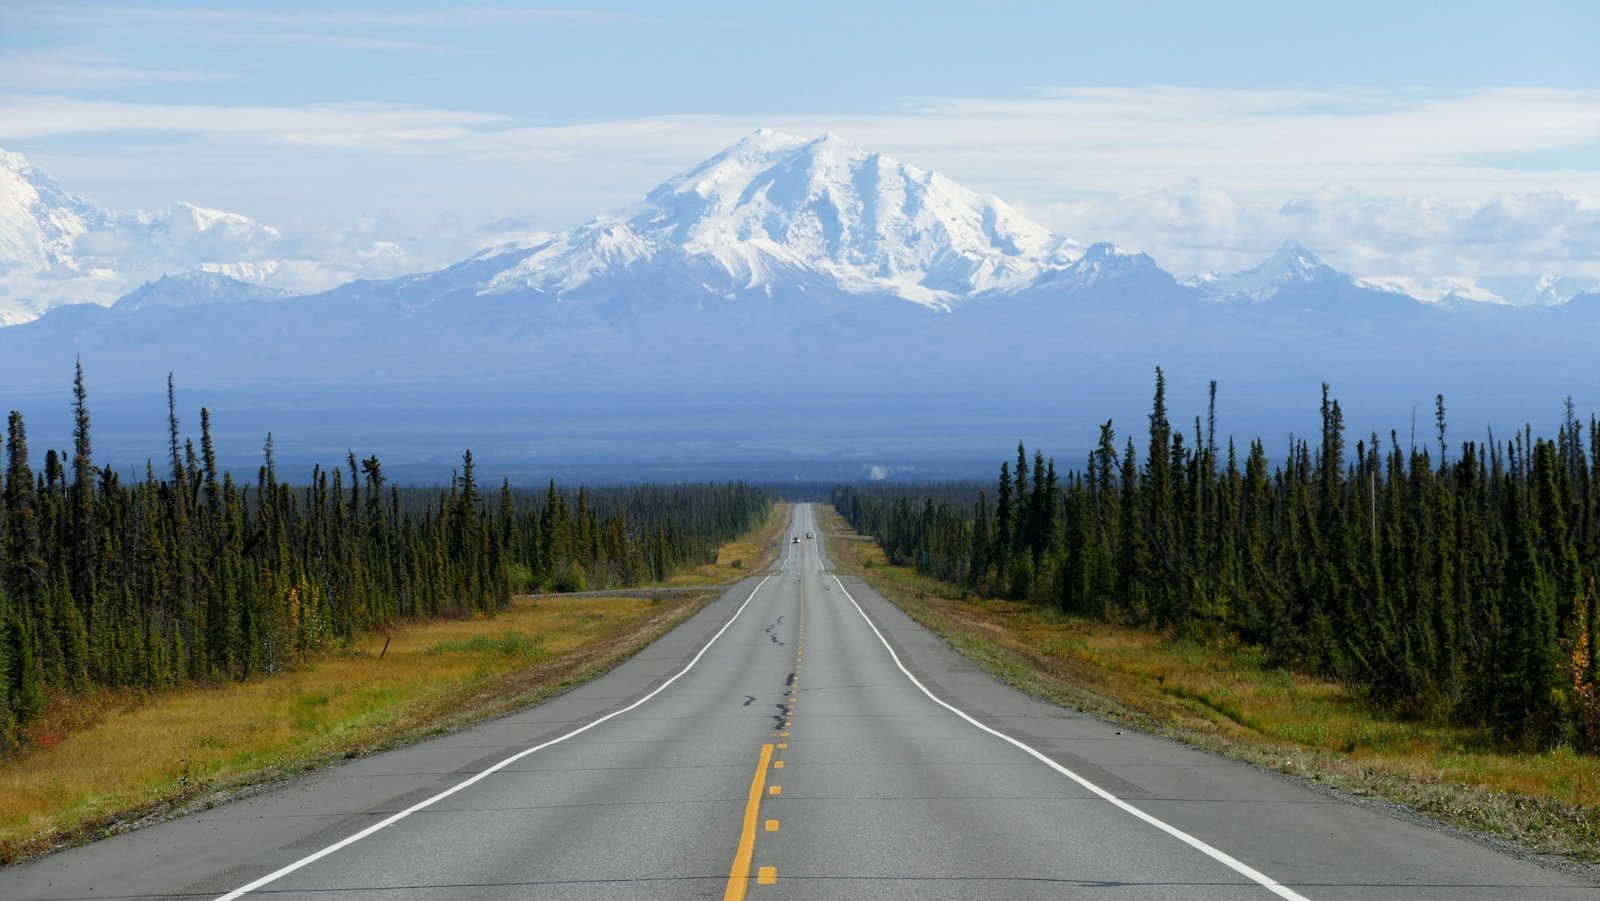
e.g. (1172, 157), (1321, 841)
(833, 370), (1600, 749)
(0, 367), (773, 748)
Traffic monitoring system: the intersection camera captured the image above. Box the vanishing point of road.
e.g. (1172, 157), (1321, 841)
(4, 505), (1595, 900)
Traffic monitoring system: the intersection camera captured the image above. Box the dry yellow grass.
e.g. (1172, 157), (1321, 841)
(0, 592), (711, 863)
(664, 502), (789, 586)
(820, 506), (1600, 859)
(0, 501), (788, 864)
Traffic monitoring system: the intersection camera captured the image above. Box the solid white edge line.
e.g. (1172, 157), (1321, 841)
(829, 572), (1313, 901)
(214, 571), (779, 901)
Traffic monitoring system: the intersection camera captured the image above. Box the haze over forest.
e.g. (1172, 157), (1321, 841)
(0, 2), (1595, 482)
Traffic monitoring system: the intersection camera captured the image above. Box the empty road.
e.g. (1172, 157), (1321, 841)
(3, 504), (1595, 899)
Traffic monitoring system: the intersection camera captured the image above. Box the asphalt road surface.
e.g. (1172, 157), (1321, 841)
(4, 504), (1596, 899)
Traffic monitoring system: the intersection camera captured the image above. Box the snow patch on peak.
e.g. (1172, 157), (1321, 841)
(0, 145), (424, 325)
(484, 219), (658, 296)
(1188, 240), (1349, 303)
(1351, 274), (1600, 308)
(1356, 275), (1507, 305)
(1079, 241), (1148, 261)
(506, 130), (1085, 307)
(1041, 241), (1172, 293)
(0, 147), (107, 276)
(1254, 240), (1339, 282)
(113, 270), (292, 312)
(174, 201), (276, 233)
(1481, 274), (1600, 307)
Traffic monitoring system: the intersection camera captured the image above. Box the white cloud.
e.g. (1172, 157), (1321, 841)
(794, 87), (1600, 202)
(10, 5), (645, 28)
(7, 6), (646, 58)
(0, 49), (239, 90)
(1, 85), (1597, 285)
(8, 9), (581, 56)
(0, 94), (507, 145)
(8, 85), (1597, 203)
(8, 86), (1598, 187)
(205, 32), (463, 54)
(0, 193), (435, 323)
(1032, 184), (1600, 279)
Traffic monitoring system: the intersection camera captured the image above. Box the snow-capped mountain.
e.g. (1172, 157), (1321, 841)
(0, 148), (109, 276)
(4, 132), (1600, 480)
(0, 149), (110, 324)
(0, 147), (287, 323)
(1485, 275), (1600, 307)
(0, 147), (423, 325)
(1354, 275), (1508, 305)
(1034, 242), (1179, 297)
(1186, 241), (1351, 304)
(1181, 240), (1427, 313)
(113, 271), (293, 313)
(8, 132), (1597, 331)
(1357, 274), (1600, 307)
(462, 129), (1086, 310)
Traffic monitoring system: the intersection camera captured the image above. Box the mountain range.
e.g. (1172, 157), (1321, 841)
(0, 131), (1596, 481)
(0, 147), (415, 326)
(3, 130), (1598, 327)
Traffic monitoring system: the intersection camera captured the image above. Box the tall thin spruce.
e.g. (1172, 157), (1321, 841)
(833, 370), (1600, 749)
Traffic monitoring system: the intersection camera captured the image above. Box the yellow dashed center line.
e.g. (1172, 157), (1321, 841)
(722, 742), (775, 901)
(734, 523), (811, 895)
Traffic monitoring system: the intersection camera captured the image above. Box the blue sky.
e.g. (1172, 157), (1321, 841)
(2, 0), (1597, 287)
(7, 2), (1595, 109)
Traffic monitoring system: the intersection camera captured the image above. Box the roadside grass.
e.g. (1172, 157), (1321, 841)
(0, 591), (716, 864)
(0, 499), (789, 865)
(819, 506), (1600, 862)
(664, 502), (789, 586)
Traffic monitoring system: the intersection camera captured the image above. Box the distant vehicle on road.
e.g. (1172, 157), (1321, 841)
(792, 537), (800, 544)
(806, 532), (813, 539)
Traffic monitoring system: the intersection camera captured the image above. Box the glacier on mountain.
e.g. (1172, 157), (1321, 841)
(2, 130), (1596, 331)
(113, 271), (292, 313)
(473, 130), (1086, 310)
(0, 148), (418, 325)
(4, 132), (1600, 480)
(1185, 241), (1351, 304)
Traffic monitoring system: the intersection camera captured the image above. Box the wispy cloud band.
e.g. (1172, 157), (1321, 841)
(2, 85), (1595, 280)
(5, 85), (1594, 190)
(10, 4), (645, 28)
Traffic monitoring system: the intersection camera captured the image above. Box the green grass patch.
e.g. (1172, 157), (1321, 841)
(426, 629), (547, 662)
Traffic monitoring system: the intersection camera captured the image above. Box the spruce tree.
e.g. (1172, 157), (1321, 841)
(993, 461), (1012, 591)
(4, 412), (47, 648)
(0, 583), (13, 747)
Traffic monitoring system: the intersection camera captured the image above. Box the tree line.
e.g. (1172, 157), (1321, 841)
(834, 370), (1600, 749)
(0, 366), (773, 748)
